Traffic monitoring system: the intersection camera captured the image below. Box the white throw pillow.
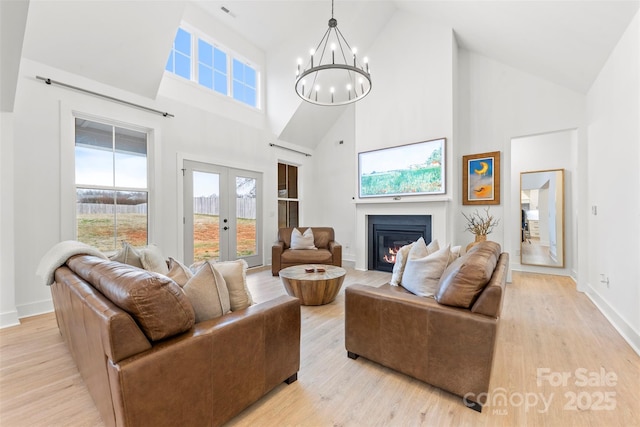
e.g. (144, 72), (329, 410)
(401, 243), (452, 297)
(183, 262), (231, 323)
(426, 238), (440, 255)
(211, 259), (254, 311)
(139, 244), (169, 275)
(390, 242), (414, 286)
(109, 242), (143, 268)
(290, 227), (317, 250)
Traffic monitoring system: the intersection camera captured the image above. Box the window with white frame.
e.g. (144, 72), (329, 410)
(166, 26), (259, 108)
(75, 118), (149, 252)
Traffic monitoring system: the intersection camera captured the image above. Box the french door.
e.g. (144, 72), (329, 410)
(183, 160), (262, 267)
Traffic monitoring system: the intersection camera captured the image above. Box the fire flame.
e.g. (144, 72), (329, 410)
(383, 246), (400, 264)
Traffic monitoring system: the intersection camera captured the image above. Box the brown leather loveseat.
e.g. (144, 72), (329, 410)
(271, 227), (342, 275)
(51, 255), (300, 427)
(345, 241), (508, 412)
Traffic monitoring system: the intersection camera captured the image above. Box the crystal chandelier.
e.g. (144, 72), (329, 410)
(294, 0), (372, 106)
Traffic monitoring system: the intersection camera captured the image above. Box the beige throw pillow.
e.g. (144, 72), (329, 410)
(109, 242), (143, 269)
(166, 257), (194, 287)
(211, 259), (254, 311)
(183, 262), (231, 323)
(401, 243), (452, 297)
(290, 227), (317, 250)
(139, 244), (169, 275)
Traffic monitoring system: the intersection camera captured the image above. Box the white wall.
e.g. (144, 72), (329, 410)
(351, 11), (455, 269)
(1, 112), (19, 327)
(585, 11), (640, 352)
(457, 49), (587, 278)
(306, 106), (357, 262)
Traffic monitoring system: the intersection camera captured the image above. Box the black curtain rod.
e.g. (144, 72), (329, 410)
(36, 76), (174, 118)
(269, 143), (312, 157)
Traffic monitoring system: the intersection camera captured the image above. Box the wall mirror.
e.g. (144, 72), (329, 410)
(520, 169), (564, 267)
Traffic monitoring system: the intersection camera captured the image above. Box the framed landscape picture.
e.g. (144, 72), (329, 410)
(358, 138), (445, 198)
(462, 151), (500, 205)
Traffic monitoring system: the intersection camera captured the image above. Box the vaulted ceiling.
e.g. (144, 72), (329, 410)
(3, 1), (639, 146)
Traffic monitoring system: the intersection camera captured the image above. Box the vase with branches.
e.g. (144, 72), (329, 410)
(462, 207), (500, 248)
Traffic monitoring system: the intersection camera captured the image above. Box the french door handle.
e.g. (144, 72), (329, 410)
(223, 226), (229, 231)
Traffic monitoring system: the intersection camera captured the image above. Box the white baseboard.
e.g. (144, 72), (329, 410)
(16, 298), (54, 320)
(585, 285), (640, 357)
(0, 310), (20, 329)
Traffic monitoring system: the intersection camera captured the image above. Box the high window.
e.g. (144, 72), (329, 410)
(75, 118), (149, 252)
(277, 163), (299, 228)
(166, 26), (259, 108)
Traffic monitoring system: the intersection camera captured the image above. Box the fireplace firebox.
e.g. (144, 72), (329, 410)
(367, 215), (432, 272)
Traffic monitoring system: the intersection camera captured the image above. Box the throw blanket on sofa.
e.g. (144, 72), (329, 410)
(36, 240), (108, 286)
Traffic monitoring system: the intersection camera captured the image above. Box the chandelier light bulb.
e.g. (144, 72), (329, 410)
(315, 85), (320, 92)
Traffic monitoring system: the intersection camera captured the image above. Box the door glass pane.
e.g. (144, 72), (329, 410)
(236, 176), (256, 257)
(193, 171), (220, 262)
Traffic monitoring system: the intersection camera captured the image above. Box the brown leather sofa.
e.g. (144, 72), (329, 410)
(271, 227), (342, 275)
(345, 241), (508, 412)
(51, 254), (300, 427)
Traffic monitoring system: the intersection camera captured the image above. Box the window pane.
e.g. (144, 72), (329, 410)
(114, 127), (147, 188)
(115, 191), (148, 247)
(288, 201), (299, 227)
(214, 48), (227, 73)
(233, 59), (244, 81)
(175, 28), (191, 55)
(75, 119), (113, 186)
(165, 52), (173, 72)
(233, 80), (244, 103)
(214, 70), (227, 94)
(287, 165), (298, 198)
(278, 200), (287, 229)
(198, 39), (213, 66)
(245, 66), (256, 88)
(245, 88), (256, 107)
(175, 52), (190, 79)
(278, 163), (287, 197)
(76, 188), (116, 251)
(199, 64), (213, 89)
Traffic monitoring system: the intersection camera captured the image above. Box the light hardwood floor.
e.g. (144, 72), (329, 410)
(1, 268), (639, 426)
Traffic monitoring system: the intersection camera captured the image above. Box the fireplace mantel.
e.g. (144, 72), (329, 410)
(354, 200), (452, 271)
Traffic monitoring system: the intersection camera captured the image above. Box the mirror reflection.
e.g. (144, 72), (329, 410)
(521, 169), (564, 267)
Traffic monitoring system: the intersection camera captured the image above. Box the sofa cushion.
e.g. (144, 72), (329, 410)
(281, 248), (333, 264)
(401, 243), (451, 297)
(210, 259), (254, 311)
(166, 257), (194, 287)
(290, 227), (317, 250)
(66, 255), (195, 341)
(139, 244), (169, 275)
(183, 262), (231, 322)
(435, 241), (501, 308)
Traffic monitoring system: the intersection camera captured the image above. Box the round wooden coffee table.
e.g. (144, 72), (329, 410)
(279, 265), (346, 306)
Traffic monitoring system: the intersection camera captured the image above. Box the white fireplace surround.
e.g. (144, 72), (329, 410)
(354, 200), (452, 271)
